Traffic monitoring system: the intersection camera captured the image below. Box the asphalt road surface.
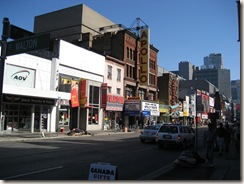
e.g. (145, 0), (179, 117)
(0, 132), (192, 180)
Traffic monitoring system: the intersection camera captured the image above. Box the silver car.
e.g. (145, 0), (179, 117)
(156, 125), (195, 149)
(139, 124), (161, 143)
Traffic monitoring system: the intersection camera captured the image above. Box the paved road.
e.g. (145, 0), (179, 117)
(0, 133), (183, 180)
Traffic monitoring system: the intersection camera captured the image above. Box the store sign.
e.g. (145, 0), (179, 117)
(142, 111), (150, 117)
(101, 83), (107, 109)
(71, 80), (79, 108)
(106, 103), (123, 111)
(105, 94), (124, 111)
(139, 29), (150, 86)
(79, 79), (87, 107)
(6, 33), (50, 56)
(124, 100), (141, 116)
(88, 163), (118, 180)
(4, 64), (35, 88)
(141, 101), (159, 116)
(124, 100), (141, 111)
(3, 95), (54, 105)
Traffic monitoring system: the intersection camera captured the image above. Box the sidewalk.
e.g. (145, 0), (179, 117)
(149, 143), (241, 180)
(0, 129), (132, 142)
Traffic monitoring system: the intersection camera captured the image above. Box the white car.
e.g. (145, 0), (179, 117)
(139, 124), (161, 143)
(156, 125), (195, 149)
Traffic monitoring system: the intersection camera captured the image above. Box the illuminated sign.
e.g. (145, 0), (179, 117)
(139, 29), (150, 85)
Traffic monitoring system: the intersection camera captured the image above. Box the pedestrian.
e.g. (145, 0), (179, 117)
(119, 118), (123, 130)
(233, 122), (240, 151)
(224, 122), (232, 153)
(203, 123), (215, 168)
(216, 123), (226, 155)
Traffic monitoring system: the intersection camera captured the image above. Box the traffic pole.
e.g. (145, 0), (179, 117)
(0, 18), (10, 130)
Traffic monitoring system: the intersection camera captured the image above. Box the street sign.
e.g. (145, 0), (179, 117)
(6, 33), (50, 56)
(9, 24), (35, 40)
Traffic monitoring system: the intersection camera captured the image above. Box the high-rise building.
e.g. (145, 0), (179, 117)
(194, 68), (231, 99)
(231, 80), (240, 104)
(178, 61), (195, 80)
(203, 53), (223, 69)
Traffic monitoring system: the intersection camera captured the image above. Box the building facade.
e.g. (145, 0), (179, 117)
(193, 68), (231, 99)
(203, 53), (223, 69)
(1, 40), (106, 133)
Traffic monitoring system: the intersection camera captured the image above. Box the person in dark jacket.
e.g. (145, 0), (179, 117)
(216, 123), (226, 155)
(203, 123), (215, 167)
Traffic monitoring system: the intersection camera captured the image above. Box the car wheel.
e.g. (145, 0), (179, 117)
(140, 139), (145, 143)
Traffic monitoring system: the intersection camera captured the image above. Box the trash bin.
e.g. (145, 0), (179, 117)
(60, 127), (64, 133)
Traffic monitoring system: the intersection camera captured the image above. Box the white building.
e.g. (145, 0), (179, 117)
(1, 40), (105, 132)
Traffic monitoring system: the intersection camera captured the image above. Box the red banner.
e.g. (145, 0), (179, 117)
(101, 83), (107, 109)
(79, 79), (87, 107)
(71, 80), (79, 108)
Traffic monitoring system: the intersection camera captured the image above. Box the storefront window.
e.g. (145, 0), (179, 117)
(59, 106), (70, 126)
(88, 85), (100, 125)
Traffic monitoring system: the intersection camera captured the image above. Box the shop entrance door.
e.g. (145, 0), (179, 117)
(34, 106), (48, 132)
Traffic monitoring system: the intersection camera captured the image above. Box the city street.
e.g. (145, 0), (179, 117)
(0, 132), (186, 180)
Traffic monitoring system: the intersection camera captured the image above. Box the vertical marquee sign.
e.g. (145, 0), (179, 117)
(139, 29), (150, 86)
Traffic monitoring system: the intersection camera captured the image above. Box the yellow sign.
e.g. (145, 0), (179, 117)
(139, 29), (150, 86)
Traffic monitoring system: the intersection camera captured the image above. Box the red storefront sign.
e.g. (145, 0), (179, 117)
(71, 81), (79, 108)
(79, 79), (87, 107)
(101, 83), (107, 109)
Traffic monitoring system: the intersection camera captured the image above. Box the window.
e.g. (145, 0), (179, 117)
(126, 47), (129, 58)
(107, 86), (112, 93)
(125, 86), (133, 97)
(148, 93), (154, 101)
(117, 68), (121, 81)
(126, 65), (129, 77)
(149, 74), (155, 85)
(138, 89), (145, 100)
(117, 88), (121, 95)
(130, 66), (133, 78)
(107, 65), (112, 79)
(88, 85), (100, 125)
(130, 49), (133, 60)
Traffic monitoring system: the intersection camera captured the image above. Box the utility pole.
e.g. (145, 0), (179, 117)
(0, 18), (10, 130)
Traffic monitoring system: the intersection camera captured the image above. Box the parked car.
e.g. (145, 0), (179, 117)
(139, 124), (161, 143)
(156, 125), (195, 149)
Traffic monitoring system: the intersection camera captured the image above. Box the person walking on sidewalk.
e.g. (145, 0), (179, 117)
(216, 123), (226, 155)
(224, 122), (232, 153)
(203, 123), (215, 168)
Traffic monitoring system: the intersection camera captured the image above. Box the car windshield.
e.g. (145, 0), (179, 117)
(145, 125), (160, 130)
(159, 126), (178, 133)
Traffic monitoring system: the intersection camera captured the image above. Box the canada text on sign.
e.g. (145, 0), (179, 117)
(6, 33), (50, 56)
(88, 163), (118, 180)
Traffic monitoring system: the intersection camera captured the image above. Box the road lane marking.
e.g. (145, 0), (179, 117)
(2, 166), (63, 180)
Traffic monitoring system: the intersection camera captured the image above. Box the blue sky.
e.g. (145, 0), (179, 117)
(0, 0), (240, 80)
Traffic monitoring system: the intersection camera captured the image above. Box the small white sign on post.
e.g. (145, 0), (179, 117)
(88, 162), (118, 180)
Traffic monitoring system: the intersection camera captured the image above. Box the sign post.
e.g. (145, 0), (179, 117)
(0, 18), (51, 132)
(0, 17), (10, 129)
